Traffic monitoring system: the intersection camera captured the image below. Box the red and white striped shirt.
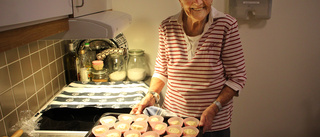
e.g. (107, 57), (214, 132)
(153, 7), (247, 131)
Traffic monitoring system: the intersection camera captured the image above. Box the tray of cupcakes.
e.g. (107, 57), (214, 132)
(85, 113), (201, 137)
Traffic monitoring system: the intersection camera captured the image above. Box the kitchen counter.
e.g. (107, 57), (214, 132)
(30, 78), (151, 136)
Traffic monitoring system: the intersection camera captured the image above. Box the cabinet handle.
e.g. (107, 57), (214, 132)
(76, 0), (84, 8)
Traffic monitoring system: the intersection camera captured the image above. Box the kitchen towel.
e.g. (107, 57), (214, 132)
(143, 106), (177, 117)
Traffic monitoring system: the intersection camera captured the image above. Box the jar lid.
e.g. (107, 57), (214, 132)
(128, 49), (144, 56)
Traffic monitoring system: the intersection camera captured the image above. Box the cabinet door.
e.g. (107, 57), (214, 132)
(0, 0), (72, 28)
(72, 0), (111, 17)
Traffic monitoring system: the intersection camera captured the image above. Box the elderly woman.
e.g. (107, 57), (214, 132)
(131, 0), (247, 136)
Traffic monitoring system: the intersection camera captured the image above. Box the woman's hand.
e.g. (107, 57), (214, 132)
(199, 104), (219, 133)
(199, 86), (237, 132)
(131, 77), (164, 114)
(130, 94), (155, 114)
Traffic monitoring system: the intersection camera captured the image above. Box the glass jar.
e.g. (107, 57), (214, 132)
(127, 49), (148, 81)
(108, 54), (127, 81)
(92, 69), (108, 82)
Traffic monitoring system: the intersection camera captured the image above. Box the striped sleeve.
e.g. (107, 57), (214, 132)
(153, 25), (169, 83)
(222, 16), (247, 93)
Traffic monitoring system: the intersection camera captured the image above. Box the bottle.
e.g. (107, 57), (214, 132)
(127, 49), (148, 81)
(64, 43), (78, 84)
(78, 49), (92, 82)
(84, 42), (96, 67)
(108, 54), (126, 82)
(78, 42), (100, 82)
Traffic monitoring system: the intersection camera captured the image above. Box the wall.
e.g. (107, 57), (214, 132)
(112, 0), (181, 76)
(0, 40), (68, 136)
(112, 0), (320, 137)
(232, 0), (320, 136)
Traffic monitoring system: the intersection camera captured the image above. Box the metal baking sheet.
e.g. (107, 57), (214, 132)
(85, 113), (203, 137)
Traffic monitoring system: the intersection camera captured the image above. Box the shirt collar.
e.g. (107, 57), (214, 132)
(169, 6), (226, 25)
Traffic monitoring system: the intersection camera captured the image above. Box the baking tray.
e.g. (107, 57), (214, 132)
(85, 112), (203, 137)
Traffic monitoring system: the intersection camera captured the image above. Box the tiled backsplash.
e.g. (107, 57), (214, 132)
(0, 40), (70, 136)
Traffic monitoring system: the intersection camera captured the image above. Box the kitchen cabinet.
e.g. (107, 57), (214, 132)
(0, 0), (113, 53)
(0, 0), (72, 31)
(0, 0), (72, 53)
(0, 0), (112, 31)
(72, 0), (112, 17)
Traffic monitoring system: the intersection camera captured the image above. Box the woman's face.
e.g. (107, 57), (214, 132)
(179, 0), (213, 22)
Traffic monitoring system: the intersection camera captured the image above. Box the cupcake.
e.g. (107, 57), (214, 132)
(100, 116), (117, 128)
(166, 125), (182, 136)
(92, 125), (109, 137)
(124, 130), (141, 137)
(150, 122), (167, 135)
(92, 60), (104, 70)
(168, 117), (184, 127)
(118, 114), (135, 124)
(163, 135), (179, 137)
(182, 126), (199, 137)
(134, 114), (149, 122)
(183, 117), (199, 127)
(147, 115), (164, 125)
(131, 121), (148, 133)
(141, 131), (160, 137)
(105, 129), (121, 137)
(114, 121), (130, 133)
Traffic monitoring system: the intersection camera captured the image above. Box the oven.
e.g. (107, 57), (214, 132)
(31, 81), (148, 136)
